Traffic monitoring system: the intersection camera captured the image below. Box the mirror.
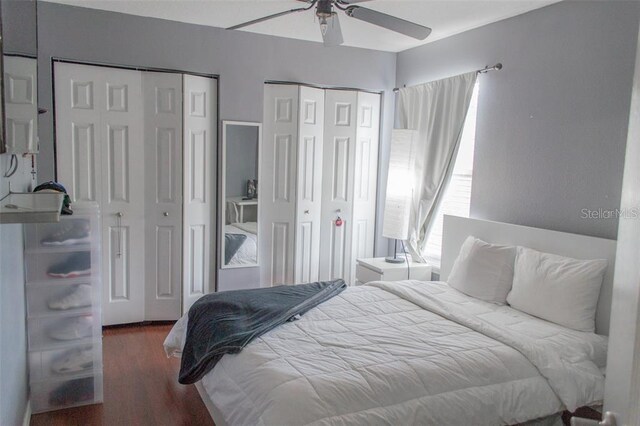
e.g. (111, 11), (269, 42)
(0, 0), (38, 154)
(221, 121), (261, 268)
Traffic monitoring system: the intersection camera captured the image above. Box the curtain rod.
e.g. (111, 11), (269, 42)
(393, 63), (502, 93)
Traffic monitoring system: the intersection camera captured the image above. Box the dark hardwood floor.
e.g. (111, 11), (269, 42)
(30, 323), (214, 426)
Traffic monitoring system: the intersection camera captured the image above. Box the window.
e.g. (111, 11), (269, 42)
(423, 82), (479, 269)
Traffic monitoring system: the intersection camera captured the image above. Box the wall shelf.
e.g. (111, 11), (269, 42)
(0, 192), (64, 224)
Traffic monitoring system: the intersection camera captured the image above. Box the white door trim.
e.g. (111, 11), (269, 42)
(602, 22), (640, 425)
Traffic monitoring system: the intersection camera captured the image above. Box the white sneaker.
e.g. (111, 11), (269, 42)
(48, 284), (92, 310)
(51, 346), (94, 374)
(49, 316), (93, 341)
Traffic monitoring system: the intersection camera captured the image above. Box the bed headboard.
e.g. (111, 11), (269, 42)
(440, 215), (617, 336)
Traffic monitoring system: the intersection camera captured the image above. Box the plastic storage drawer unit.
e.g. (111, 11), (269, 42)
(24, 203), (104, 413)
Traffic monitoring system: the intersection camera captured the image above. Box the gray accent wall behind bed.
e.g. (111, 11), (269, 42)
(396, 0), (640, 241)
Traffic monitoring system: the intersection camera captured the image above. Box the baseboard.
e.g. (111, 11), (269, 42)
(22, 399), (31, 426)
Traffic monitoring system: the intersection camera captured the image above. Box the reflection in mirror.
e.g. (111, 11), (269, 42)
(1, 0), (38, 154)
(221, 121), (261, 268)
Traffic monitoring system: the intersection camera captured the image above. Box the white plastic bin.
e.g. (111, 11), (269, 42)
(24, 217), (93, 251)
(29, 342), (103, 382)
(27, 312), (102, 352)
(24, 250), (97, 284)
(30, 373), (103, 413)
(26, 281), (98, 318)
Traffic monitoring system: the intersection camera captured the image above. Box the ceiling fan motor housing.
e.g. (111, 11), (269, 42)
(316, 0), (333, 19)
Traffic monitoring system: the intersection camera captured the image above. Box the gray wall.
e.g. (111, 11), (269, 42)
(0, 154), (35, 426)
(0, 2), (37, 422)
(396, 0), (640, 240)
(37, 2), (396, 291)
(1, 0), (37, 56)
(225, 125), (259, 198)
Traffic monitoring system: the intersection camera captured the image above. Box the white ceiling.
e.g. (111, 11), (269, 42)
(42, 0), (560, 52)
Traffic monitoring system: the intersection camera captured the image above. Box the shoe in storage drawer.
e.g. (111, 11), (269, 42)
(26, 282), (97, 317)
(29, 343), (103, 382)
(24, 218), (92, 250)
(25, 250), (95, 283)
(28, 313), (101, 351)
(30, 373), (103, 413)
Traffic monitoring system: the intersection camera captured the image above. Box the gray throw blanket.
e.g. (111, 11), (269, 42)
(179, 279), (347, 384)
(224, 233), (247, 263)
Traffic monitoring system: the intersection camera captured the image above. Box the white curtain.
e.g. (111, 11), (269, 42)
(397, 71), (477, 262)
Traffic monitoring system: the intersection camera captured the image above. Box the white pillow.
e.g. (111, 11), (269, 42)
(506, 246), (607, 332)
(447, 236), (517, 304)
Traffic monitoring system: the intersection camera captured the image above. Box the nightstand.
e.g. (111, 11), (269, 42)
(355, 257), (432, 285)
(226, 196), (258, 223)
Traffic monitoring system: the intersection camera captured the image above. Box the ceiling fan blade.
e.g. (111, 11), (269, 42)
(227, 6), (312, 30)
(336, 0), (372, 4)
(346, 6), (432, 40)
(322, 14), (344, 46)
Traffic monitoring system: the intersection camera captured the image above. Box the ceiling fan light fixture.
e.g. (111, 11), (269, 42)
(319, 16), (329, 35)
(316, 0), (333, 36)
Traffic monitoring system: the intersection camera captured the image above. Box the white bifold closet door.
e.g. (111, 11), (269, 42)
(261, 85), (325, 286)
(182, 74), (217, 313)
(295, 87), (325, 283)
(55, 63), (146, 325)
(320, 90), (380, 285)
(55, 63), (216, 324)
(261, 84), (298, 286)
(262, 84), (379, 286)
(143, 72), (183, 320)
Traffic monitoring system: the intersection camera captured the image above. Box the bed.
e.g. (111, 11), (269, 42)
(225, 222), (257, 266)
(165, 215), (616, 426)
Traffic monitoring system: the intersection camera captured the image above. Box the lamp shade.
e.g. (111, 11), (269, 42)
(383, 129), (418, 241)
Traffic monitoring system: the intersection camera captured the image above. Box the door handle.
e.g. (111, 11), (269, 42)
(304, 210), (310, 215)
(116, 212), (124, 218)
(163, 212), (169, 217)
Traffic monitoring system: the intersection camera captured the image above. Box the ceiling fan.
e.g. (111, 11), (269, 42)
(227, 0), (432, 47)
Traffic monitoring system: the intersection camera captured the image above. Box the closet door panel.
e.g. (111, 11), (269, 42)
(106, 125), (130, 202)
(100, 67), (145, 325)
(183, 75), (216, 312)
(54, 63), (102, 204)
(331, 137), (350, 201)
(329, 215), (347, 279)
(295, 86), (324, 283)
(70, 122), (97, 202)
(319, 90), (357, 283)
(261, 84), (298, 286)
(4, 56), (38, 153)
(143, 72), (183, 320)
(108, 225), (130, 300)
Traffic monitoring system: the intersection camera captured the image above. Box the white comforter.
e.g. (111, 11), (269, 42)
(165, 281), (607, 426)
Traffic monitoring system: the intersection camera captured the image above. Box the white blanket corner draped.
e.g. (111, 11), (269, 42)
(397, 72), (478, 262)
